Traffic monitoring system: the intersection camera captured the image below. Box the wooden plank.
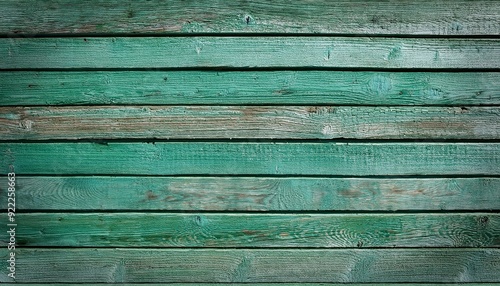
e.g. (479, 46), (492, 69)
(2, 106), (499, 140)
(1, 142), (499, 175)
(1, 248), (499, 282)
(1, 0), (498, 35)
(2, 71), (500, 106)
(3, 213), (498, 248)
(7, 177), (499, 211)
(2, 37), (499, 69)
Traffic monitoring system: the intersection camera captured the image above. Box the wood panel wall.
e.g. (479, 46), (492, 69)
(1, 0), (499, 284)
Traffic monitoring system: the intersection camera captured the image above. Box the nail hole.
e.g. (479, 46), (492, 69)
(479, 216), (489, 225)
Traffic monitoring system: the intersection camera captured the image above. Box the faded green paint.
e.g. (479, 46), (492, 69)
(2, 71), (498, 106)
(7, 177), (499, 211)
(1, 106), (499, 140)
(0, 248), (499, 282)
(3, 213), (498, 247)
(1, 0), (499, 283)
(1, 0), (498, 35)
(2, 37), (499, 69)
(1, 142), (499, 175)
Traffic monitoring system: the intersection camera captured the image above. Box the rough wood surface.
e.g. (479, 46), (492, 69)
(2, 37), (499, 69)
(6, 177), (499, 211)
(1, 0), (498, 35)
(2, 106), (500, 140)
(3, 213), (498, 248)
(2, 142), (499, 176)
(2, 71), (500, 106)
(1, 0), (499, 284)
(1, 248), (499, 282)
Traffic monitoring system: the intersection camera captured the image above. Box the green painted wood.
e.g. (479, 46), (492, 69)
(1, 0), (498, 35)
(1, 142), (499, 176)
(2, 37), (499, 69)
(2, 106), (499, 140)
(1, 1), (498, 284)
(1, 248), (499, 282)
(3, 213), (498, 248)
(2, 71), (499, 106)
(7, 177), (499, 211)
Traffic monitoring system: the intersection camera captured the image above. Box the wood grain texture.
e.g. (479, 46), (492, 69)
(1, 142), (499, 176)
(1, 71), (500, 106)
(2, 37), (499, 69)
(2, 106), (499, 140)
(3, 213), (498, 248)
(1, 248), (499, 282)
(2, 0), (499, 284)
(1, 0), (498, 35)
(6, 177), (499, 211)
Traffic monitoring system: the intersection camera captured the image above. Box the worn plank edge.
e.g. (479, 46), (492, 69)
(2, 284), (500, 286)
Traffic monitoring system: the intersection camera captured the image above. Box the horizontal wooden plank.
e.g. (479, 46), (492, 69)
(1, 143), (499, 175)
(2, 71), (500, 106)
(1, 0), (498, 35)
(2, 213), (497, 248)
(1, 248), (499, 282)
(6, 177), (499, 211)
(2, 106), (499, 140)
(2, 37), (499, 69)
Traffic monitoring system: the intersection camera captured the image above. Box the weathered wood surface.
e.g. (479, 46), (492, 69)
(2, 71), (499, 106)
(3, 37), (500, 69)
(6, 177), (499, 211)
(3, 213), (497, 247)
(1, 0), (499, 35)
(1, 1), (499, 284)
(1, 106), (499, 140)
(1, 142), (499, 176)
(2, 72), (500, 106)
(1, 248), (499, 282)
